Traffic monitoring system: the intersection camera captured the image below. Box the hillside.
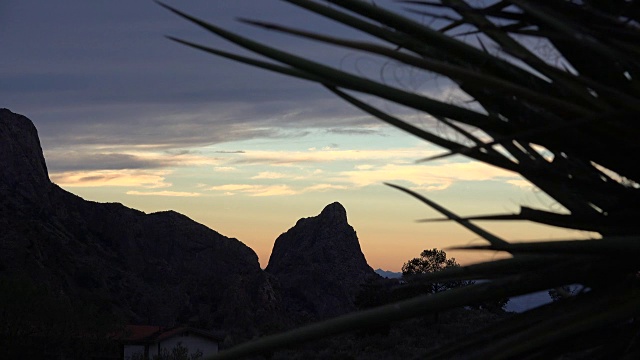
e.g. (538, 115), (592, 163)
(0, 108), (279, 333)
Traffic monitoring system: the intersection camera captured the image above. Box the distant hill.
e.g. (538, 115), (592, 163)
(374, 268), (402, 279)
(505, 291), (552, 313)
(370, 270), (552, 312)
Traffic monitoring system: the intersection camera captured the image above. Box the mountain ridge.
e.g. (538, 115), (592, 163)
(0, 108), (277, 333)
(0, 108), (376, 336)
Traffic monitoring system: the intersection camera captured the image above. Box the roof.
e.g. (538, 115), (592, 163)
(156, 326), (224, 342)
(117, 325), (223, 344)
(120, 325), (164, 342)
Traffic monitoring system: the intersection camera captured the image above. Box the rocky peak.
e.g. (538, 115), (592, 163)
(319, 201), (347, 222)
(266, 202), (376, 318)
(0, 109), (51, 197)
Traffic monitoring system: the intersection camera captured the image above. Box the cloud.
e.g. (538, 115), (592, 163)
(506, 179), (534, 189)
(36, 107), (286, 151)
(204, 182), (348, 197)
(213, 166), (237, 172)
(338, 162), (517, 190)
(325, 128), (385, 136)
(206, 184), (297, 197)
(30, 98), (374, 156)
(303, 183), (348, 192)
(206, 184), (256, 192)
(165, 149), (199, 156)
(126, 190), (202, 197)
(231, 147), (440, 166)
(45, 149), (224, 172)
(45, 152), (169, 171)
(355, 164), (374, 170)
(251, 172), (288, 179)
(411, 183), (451, 191)
(50, 170), (171, 188)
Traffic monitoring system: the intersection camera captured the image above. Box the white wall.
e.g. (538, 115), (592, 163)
(159, 333), (219, 358)
(122, 332), (219, 359)
(123, 345), (145, 360)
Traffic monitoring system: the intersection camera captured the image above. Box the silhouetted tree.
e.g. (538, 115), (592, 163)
(401, 249), (508, 312)
(402, 248), (469, 293)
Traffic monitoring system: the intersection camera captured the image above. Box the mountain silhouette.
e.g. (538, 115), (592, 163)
(0, 108), (278, 333)
(267, 202), (377, 318)
(0, 108), (377, 337)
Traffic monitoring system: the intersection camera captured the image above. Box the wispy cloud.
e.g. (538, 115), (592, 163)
(45, 149), (224, 172)
(337, 162), (517, 190)
(205, 182), (348, 197)
(354, 164), (374, 170)
(325, 127), (385, 136)
(126, 190), (202, 197)
(506, 179), (533, 189)
(46, 152), (170, 171)
(50, 170), (172, 188)
(207, 184), (297, 197)
(213, 166), (237, 172)
(231, 147), (439, 166)
(303, 183), (348, 192)
(251, 171), (288, 179)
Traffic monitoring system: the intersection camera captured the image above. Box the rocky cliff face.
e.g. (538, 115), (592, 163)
(0, 108), (279, 332)
(266, 202), (377, 318)
(0, 109), (50, 200)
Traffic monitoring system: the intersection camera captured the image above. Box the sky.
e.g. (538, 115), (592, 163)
(0, 0), (594, 271)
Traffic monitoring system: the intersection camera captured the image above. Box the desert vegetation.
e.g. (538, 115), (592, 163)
(160, 0), (640, 358)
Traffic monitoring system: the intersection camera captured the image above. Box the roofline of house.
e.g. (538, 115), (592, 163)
(119, 325), (224, 344)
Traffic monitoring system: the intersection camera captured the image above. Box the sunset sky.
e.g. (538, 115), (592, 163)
(1, 0), (593, 271)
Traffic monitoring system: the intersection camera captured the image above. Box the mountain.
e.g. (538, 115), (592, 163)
(375, 268), (402, 279)
(0, 108), (279, 333)
(266, 202), (378, 318)
(0, 108), (380, 337)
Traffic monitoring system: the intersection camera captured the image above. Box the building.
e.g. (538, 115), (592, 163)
(120, 325), (222, 360)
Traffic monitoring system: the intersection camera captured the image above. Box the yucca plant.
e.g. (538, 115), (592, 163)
(159, 0), (640, 358)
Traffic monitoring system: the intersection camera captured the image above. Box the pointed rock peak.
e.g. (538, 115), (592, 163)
(319, 201), (347, 222)
(0, 109), (50, 193)
(266, 200), (375, 317)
